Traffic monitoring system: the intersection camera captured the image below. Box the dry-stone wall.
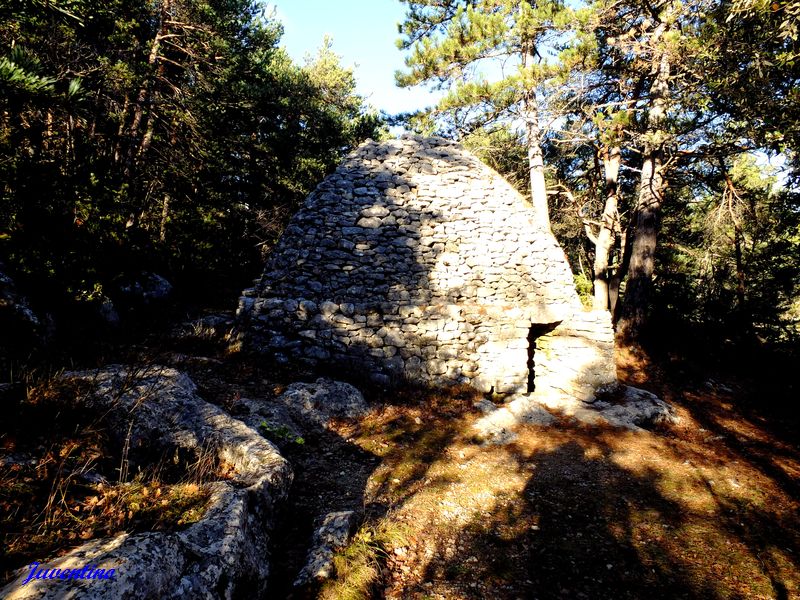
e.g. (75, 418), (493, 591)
(238, 135), (616, 397)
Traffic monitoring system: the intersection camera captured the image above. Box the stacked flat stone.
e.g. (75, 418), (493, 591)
(238, 135), (616, 396)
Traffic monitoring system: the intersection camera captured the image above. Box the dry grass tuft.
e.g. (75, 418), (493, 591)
(0, 373), (218, 584)
(319, 520), (411, 600)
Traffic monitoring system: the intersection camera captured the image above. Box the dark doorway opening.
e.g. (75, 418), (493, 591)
(527, 322), (561, 393)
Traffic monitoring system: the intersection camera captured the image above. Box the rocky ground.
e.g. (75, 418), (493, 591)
(169, 321), (800, 599)
(2, 315), (798, 599)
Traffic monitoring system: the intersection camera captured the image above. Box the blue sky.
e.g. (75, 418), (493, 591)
(265, 0), (442, 115)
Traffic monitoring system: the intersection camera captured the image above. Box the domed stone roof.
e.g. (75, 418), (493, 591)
(257, 134), (578, 314)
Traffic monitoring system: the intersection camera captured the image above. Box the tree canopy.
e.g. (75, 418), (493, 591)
(0, 0), (382, 355)
(397, 0), (800, 346)
(1, 0), (798, 364)
(396, 0), (577, 229)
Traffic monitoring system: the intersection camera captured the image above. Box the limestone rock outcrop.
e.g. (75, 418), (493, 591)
(473, 383), (679, 444)
(0, 261), (45, 356)
(294, 511), (358, 588)
(277, 378), (368, 428)
(1, 366), (292, 600)
(239, 135), (616, 397)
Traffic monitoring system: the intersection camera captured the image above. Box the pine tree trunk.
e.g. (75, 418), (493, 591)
(733, 219), (750, 336)
(525, 103), (550, 231)
(521, 38), (550, 231)
(617, 30), (670, 342)
(618, 153), (663, 339)
(159, 193), (170, 243)
(127, 0), (170, 171)
(593, 146), (621, 310)
(114, 95), (130, 164)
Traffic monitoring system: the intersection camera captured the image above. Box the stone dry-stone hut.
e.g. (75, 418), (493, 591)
(238, 135), (616, 398)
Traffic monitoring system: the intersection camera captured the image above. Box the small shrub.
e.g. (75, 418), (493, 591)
(574, 273), (594, 308)
(0, 372), (217, 581)
(259, 421), (305, 445)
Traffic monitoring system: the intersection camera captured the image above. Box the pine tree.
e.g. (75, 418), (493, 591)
(396, 0), (574, 230)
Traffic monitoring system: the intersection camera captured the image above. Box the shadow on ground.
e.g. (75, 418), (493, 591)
(79, 302), (797, 600)
(323, 369), (800, 600)
(136, 293), (800, 600)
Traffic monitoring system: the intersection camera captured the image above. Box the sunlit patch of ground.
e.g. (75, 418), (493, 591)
(323, 369), (800, 599)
